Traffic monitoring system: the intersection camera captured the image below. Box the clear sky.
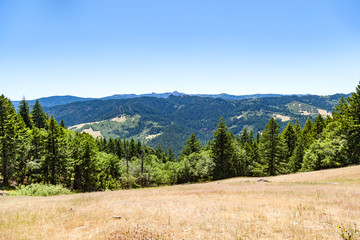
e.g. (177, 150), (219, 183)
(1, 0), (360, 100)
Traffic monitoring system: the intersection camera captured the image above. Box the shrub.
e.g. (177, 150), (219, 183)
(12, 184), (71, 196)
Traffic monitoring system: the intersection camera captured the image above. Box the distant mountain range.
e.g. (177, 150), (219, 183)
(12, 92), (293, 108)
(39, 93), (348, 156)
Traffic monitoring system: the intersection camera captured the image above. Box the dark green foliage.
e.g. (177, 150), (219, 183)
(289, 136), (305, 172)
(0, 95), (20, 185)
(311, 114), (325, 139)
(46, 94), (346, 157)
(18, 98), (32, 129)
(1, 84), (360, 192)
(211, 117), (235, 180)
(31, 100), (47, 129)
(345, 83), (360, 164)
(302, 117), (314, 149)
(281, 122), (296, 160)
(259, 118), (287, 176)
(181, 133), (203, 157)
(43, 116), (69, 184)
(60, 119), (66, 129)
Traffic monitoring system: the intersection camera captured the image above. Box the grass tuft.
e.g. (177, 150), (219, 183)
(10, 183), (71, 197)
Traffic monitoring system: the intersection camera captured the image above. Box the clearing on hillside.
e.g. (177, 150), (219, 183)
(1, 166), (360, 239)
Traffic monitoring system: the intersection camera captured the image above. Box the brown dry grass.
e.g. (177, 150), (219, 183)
(1, 166), (360, 240)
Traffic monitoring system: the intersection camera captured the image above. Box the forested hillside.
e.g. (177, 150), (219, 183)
(46, 93), (346, 156)
(0, 84), (359, 192)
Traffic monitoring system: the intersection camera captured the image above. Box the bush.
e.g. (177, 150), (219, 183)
(12, 184), (71, 196)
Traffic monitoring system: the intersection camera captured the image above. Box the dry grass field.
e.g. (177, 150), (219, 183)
(1, 166), (360, 240)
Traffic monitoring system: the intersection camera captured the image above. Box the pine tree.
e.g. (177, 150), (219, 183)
(0, 95), (18, 185)
(129, 138), (137, 159)
(115, 138), (125, 160)
(14, 114), (31, 184)
(293, 120), (302, 140)
(259, 118), (287, 176)
(18, 98), (32, 129)
(167, 148), (176, 162)
(211, 117), (235, 180)
(239, 128), (250, 147)
(181, 133), (202, 157)
(60, 119), (66, 129)
(156, 144), (165, 162)
(42, 115), (68, 184)
(31, 100), (47, 129)
(346, 83), (360, 164)
(73, 134), (99, 191)
(302, 117), (314, 149)
(289, 135), (305, 172)
(311, 114), (325, 139)
(281, 122), (296, 160)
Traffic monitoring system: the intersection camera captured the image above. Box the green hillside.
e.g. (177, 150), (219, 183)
(47, 94), (347, 156)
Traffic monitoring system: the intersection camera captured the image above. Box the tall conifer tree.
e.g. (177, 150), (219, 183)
(18, 98), (32, 129)
(31, 100), (46, 129)
(259, 118), (287, 176)
(211, 117), (235, 180)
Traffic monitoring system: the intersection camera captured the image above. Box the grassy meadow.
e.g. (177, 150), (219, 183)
(1, 165), (360, 240)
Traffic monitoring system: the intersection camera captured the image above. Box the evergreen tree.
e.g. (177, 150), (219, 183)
(31, 100), (47, 129)
(42, 116), (68, 184)
(239, 128), (250, 147)
(289, 135), (305, 172)
(14, 114), (31, 184)
(281, 122), (296, 160)
(302, 116), (314, 149)
(345, 83), (360, 164)
(311, 114), (325, 139)
(181, 133), (202, 157)
(248, 129), (254, 145)
(129, 138), (138, 159)
(73, 134), (99, 191)
(259, 118), (287, 176)
(211, 117), (235, 180)
(293, 120), (302, 139)
(18, 98), (32, 129)
(167, 148), (176, 162)
(156, 144), (166, 162)
(115, 138), (125, 160)
(60, 119), (66, 129)
(324, 115), (332, 126)
(27, 127), (45, 183)
(0, 95), (18, 185)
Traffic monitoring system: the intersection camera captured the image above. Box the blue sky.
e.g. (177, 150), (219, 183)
(1, 0), (360, 100)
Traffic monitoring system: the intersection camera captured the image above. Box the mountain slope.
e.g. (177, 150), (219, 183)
(46, 94), (346, 156)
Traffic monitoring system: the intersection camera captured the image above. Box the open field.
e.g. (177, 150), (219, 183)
(1, 166), (360, 239)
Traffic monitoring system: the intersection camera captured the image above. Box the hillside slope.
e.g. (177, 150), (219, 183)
(1, 165), (359, 239)
(46, 94), (346, 155)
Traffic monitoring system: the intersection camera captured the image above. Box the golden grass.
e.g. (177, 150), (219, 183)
(1, 166), (360, 239)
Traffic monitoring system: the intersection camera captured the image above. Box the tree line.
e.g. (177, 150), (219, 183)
(1, 83), (359, 191)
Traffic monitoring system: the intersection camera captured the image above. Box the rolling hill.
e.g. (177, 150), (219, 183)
(45, 93), (347, 156)
(12, 92), (292, 108)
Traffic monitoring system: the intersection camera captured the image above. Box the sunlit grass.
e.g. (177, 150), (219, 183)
(1, 165), (360, 239)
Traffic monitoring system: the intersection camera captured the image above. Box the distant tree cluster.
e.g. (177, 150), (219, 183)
(1, 83), (360, 191)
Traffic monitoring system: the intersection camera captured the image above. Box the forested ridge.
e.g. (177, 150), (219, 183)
(45, 93), (347, 156)
(1, 84), (359, 192)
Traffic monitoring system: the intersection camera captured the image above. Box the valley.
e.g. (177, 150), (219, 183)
(44, 94), (345, 156)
